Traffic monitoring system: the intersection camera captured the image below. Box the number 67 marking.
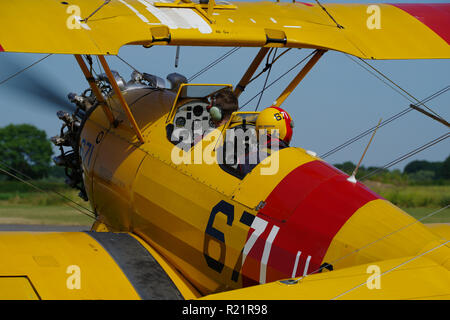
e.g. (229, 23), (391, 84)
(204, 201), (279, 284)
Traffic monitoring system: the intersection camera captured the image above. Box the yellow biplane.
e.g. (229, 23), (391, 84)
(0, 0), (449, 300)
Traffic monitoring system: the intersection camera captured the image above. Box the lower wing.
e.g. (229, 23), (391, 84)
(0, 231), (198, 299)
(1, 230), (448, 299)
(203, 253), (450, 300)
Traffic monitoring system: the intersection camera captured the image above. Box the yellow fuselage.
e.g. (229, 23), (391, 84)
(80, 87), (450, 296)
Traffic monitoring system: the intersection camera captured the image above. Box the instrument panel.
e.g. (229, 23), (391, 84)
(171, 100), (214, 148)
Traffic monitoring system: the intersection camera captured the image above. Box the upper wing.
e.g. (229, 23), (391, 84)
(0, 231), (198, 299)
(0, 1), (448, 59)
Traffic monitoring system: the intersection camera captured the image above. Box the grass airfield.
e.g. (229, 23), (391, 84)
(0, 180), (448, 226)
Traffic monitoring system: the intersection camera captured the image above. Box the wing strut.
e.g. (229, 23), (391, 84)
(74, 55), (116, 125)
(98, 55), (145, 143)
(234, 47), (270, 98)
(274, 49), (326, 107)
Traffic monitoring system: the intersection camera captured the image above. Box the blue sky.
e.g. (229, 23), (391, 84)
(0, 0), (448, 170)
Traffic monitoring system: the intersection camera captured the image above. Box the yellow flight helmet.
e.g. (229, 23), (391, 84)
(255, 106), (294, 144)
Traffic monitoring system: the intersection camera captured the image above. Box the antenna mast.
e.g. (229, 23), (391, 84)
(348, 118), (382, 183)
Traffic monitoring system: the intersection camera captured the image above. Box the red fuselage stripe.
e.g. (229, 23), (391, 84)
(0, 44), (4, 52)
(242, 160), (380, 285)
(390, 3), (450, 44)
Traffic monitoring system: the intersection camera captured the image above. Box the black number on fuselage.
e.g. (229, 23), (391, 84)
(203, 200), (234, 273)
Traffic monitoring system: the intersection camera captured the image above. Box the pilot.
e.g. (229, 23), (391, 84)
(237, 106), (294, 176)
(207, 89), (239, 128)
(255, 106), (293, 148)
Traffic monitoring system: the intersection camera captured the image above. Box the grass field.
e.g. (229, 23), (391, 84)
(0, 180), (447, 225)
(1, 205), (447, 226)
(0, 205), (93, 226)
(364, 182), (449, 208)
(0, 181), (94, 226)
(402, 207), (450, 224)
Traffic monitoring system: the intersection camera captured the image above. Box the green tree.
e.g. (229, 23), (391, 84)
(404, 160), (431, 174)
(409, 170), (435, 183)
(404, 160), (442, 175)
(0, 124), (53, 179)
(442, 155), (450, 180)
(334, 161), (356, 175)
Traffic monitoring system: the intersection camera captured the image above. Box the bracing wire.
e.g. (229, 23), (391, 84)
(331, 239), (450, 300)
(297, 204), (449, 284)
(349, 55), (447, 122)
(0, 53), (99, 221)
(254, 48), (277, 111)
(0, 54), (52, 87)
(240, 50), (317, 109)
(188, 47), (241, 82)
(0, 156), (122, 231)
(345, 54), (417, 104)
(324, 55), (449, 162)
(116, 54), (142, 74)
(0, 159), (96, 217)
(360, 132), (450, 180)
(314, 0), (344, 29)
(320, 85), (450, 159)
(0, 164), (96, 220)
(81, 0), (111, 23)
(247, 48), (292, 86)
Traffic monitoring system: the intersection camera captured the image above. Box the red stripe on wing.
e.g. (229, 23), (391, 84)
(296, 1), (314, 7)
(391, 3), (450, 44)
(0, 44), (4, 52)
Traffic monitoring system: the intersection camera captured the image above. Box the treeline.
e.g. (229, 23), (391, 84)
(0, 124), (67, 181)
(0, 124), (448, 186)
(334, 155), (450, 186)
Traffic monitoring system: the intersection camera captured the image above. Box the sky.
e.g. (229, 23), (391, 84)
(0, 0), (448, 170)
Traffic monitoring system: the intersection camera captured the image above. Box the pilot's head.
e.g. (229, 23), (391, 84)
(208, 89), (239, 127)
(255, 106), (294, 145)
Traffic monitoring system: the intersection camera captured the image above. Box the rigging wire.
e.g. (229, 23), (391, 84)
(116, 54), (142, 75)
(296, 204), (449, 286)
(0, 54), (52, 87)
(360, 132), (450, 180)
(314, 0), (344, 29)
(310, 205), (449, 278)
(349, 55), (447, 122)
(188, 47), (241, 82)
(0, 53), (99, 221)
(320, 85), (450, 159)
(0, 163), (97, 220)
(0, 156), (120, 231)
(345, 54), (417, 104)
(240, 50), (317, 109)
(0, 159), (93, 214)
(247, 48), (292, 86)
(94, 55), (103, 77)
(81, 0), (111, 23)
(331, 239), (450, 300)
(329, 56), (449, 163)
(254, 48), (277, 111)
